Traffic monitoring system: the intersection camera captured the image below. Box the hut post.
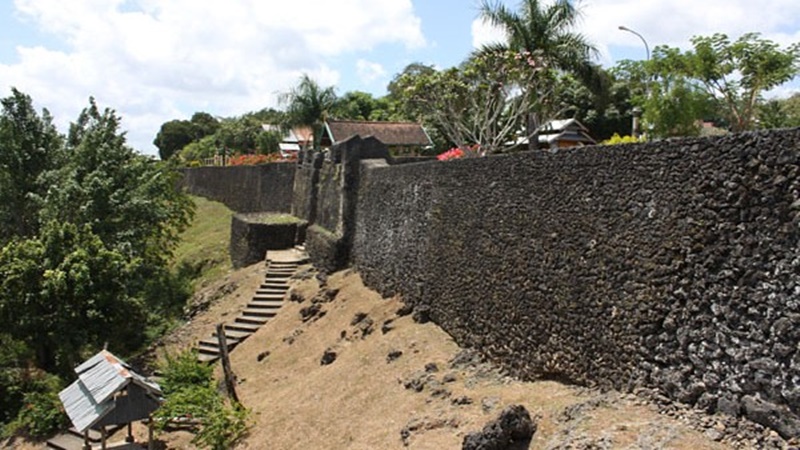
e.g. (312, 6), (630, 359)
(82, 430), (91, 450)
(100, 426), (107, 450)
(126, 422), (134, 442)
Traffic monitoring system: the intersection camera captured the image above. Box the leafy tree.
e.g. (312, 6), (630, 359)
(280, 74), (337, 149)
(555, 70), (633, 141)
(190, 112), (220, 137)
(0, 88), (62, 242)
(662, 33), (800, 131)
(332, 91), (380, 120)
(399, 50), (559, 154)
(758, 93), (800, 129)
(154, 119), (197, 161)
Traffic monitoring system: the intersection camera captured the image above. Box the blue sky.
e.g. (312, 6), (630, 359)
(1, 0), (799, 155)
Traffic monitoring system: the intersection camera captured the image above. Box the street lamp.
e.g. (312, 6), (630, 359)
(619, 25), (651, 138)
(618, 25), (650, 61)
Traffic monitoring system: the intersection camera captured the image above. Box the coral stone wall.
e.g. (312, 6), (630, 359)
(181, 164), (295, 213)
(353, 129), (800, 437)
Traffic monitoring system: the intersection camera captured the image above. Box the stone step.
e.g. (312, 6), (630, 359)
(197, 345), (221, 357)
(260, 283), (288, 290)
(255, 289), (287, 297)
(46, 432), (85, 450)
(265, 271), (293, 278)
(242, 308), (278, 318)
(235, 315), (269, 325)
(267, 263), (298, 270)
(252, 293), (285, 301)
(247, 301), (282, 310)
(249, 299), (283, 307)
(197, 353), (219, 363)
(67, 427), (102, 442)
(199, 337), (238, 349)
(214, 328), (253, 341)
(225, 322), (261, 333)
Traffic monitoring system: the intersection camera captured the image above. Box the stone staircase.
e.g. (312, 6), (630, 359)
(197, 248), (307, 363)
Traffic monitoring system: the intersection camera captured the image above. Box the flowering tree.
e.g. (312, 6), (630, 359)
(398, 50), (560, 155)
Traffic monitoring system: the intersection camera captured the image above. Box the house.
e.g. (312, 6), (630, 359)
(58, 350), (162, 449)
(539, 119), (597, 149)
(537, 118), (597, 149)
(262, 125), (314, 158)
(320, 120), (432, 155)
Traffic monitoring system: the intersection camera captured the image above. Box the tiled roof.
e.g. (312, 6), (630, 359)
(325, 120), (431, 146)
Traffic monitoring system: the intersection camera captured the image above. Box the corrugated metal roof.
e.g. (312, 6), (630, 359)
(59, 350), (162, 432)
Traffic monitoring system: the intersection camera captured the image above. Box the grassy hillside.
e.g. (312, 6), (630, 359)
(171, 196), (233, 288)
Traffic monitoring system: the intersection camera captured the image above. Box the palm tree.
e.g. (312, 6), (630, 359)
(280, 74), (337, 149)
(479, 0), (605, 147)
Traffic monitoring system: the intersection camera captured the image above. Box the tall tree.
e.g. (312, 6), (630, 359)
(0, 89), (62, 242)
(478, 0), (602, 144)
(280, 74), (337, 149)
(666, 33), (800, 131)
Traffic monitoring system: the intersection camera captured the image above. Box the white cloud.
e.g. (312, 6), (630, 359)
(356, 60), (387, 85)
(1, 0), (426, 155)
(471, 18), (507, 50)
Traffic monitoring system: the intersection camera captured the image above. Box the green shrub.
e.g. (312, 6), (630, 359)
(4, 390), (68, 439)
(602, 133), (644, 145)
(159, 350), (214, 395)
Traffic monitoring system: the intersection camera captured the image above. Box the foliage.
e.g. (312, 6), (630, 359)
(758, 93), (800, 129)
(555, 71), (633, 141)
(159, 350), (214, 395)
(179, 135), (218, 164)
(0, 88), (62, 242)
(6, 391), (68, 438)
(154, 113), (220, 161)
(601, 133), (643, 145)
(280, 74), (337, 149)
(656, 33), (800, 131)
(155, 350), (250, 450)
(398, 50), (559, 154)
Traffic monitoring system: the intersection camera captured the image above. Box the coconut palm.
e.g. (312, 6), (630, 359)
(280, 74), (337, 149)
(478, 0), (598, 82)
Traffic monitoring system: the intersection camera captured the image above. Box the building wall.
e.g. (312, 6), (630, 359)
(352, 129), (800, 436)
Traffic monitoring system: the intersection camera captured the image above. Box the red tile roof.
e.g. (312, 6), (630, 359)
(324, 120), (431, 147)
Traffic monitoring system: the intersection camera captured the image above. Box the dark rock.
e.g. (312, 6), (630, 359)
(742, 395), (800, 439)
(351, 312), (368, 325)
(412, 306), (431, 324)
(397, 303), (413, 317)
(425, 362), (439, 373)
(443, 373), (458, 383)
(718, 395), (741, 416)
(462, 405), (537, 450)
(403, 371), (433, 392)
(289, 291), (305, 303)
(320, 348), (337, 365)
(452, 396), (473, 406)
(387, 350), (403, 363)
(257, 351), (270, 362)
(381, 319), (396, 334)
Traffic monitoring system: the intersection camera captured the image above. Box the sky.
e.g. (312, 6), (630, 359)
(1, 0), (800, 156)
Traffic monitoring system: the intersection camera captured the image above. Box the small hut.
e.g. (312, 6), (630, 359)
(59, 350), (162, 449)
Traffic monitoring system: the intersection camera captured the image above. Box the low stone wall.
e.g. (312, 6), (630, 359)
(181, 164), (295, 213)
(353, 129), (800, 438)
(305, 225), (348, 274)
(229, 213), (307, 268)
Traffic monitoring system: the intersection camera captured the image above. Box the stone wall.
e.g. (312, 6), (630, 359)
(229, 213), (307, 268)
(181, 164), (295, 213)
(352, 129), (800, 438)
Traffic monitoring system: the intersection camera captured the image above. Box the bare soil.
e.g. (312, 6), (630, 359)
(137, 263), (735, 449)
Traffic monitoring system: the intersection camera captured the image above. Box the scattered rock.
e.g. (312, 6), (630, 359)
(443, 373), (458, 383)
(257, 351), (270, 362)
(412, 305), (431, 324)
(312, 287), (339, 303)
(315, 272), (328, 286)
(462, 405), (537, 450)
(403, 371), (434, 393)
(381, 319), (396, 334)
(320, 348), (337, 365)
(387, 350), (403, 363)
(282, 329), (303, 345)
(450, 349), (484, 370)
(290, 267), (315, 280)
(289, 291), (305, 303)
(400, 416), (459, 447)
(300, 303), (325, 322)
(397, 303), (413, 317)
(350, 313), (374, 338)
(481, 396), (501, 413)
(742, 395), (800, 440)
(452, 396), (473, 406)
(184, 280), (238, 318)
(425, 362), (439, 373)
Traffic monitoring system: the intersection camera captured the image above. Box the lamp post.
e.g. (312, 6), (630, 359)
(618, 25), (650, 61)
(619, 25), (650, 138)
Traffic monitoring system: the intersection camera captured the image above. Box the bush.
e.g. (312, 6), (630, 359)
(159, 350), (214, 395)
(9, 391), (68, 438)
(602, 133), (644, 145)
